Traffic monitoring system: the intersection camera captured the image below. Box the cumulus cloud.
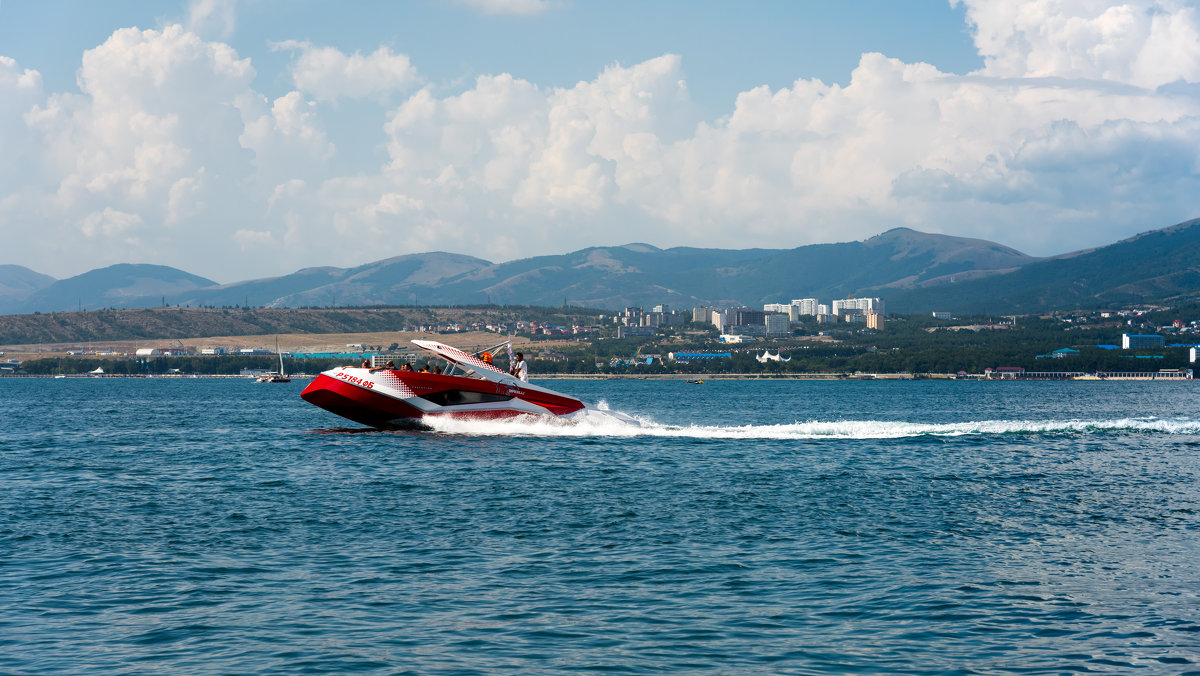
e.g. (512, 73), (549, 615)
(5, 1), (1200, 283)
(273, 41), (420, 102)
(4, 25), (342, 278)
(366, 56), (693, 257)
(954, 0), (1200, 87)
(21, 23), (259, 253)
(42, 25), (254, 185)
(166, 173), (205, 225)
(0, 55), (42, 92)
(186, 0), (237, 39)
(364, 39), (1200, 257)
(239, 90), (335, 185)
(81, 207), (143, 239)
(232, 228), (275, 251)
(0, 56), (44, 189)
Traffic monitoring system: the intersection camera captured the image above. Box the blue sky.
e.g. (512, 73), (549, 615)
(1, 0), (1199, 282)
(2, 1), (982, 110)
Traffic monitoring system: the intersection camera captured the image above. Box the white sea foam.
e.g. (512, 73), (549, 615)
(420, 413), (1200, 439)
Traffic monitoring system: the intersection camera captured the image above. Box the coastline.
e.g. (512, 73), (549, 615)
(3, 372), (1191, 381)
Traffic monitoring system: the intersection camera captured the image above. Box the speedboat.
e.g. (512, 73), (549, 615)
(300, 339), (587, 427)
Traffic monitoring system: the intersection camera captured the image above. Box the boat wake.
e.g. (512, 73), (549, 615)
(420, 413), (1200, 439)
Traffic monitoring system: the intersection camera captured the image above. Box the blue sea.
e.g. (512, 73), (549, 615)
(3, 377), (1200, 674)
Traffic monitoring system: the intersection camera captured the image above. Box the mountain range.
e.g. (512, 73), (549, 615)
(4, 217), (1199, 315)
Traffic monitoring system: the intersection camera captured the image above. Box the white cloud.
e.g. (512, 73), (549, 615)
(5, 2), (1200, 284)
(166, 173), (204, 225)
(0, 57), (44, 190)
(20, 23), (257, 251)
(370, 56), (693, 257)
(232, 228), (275, 251)
(186, 0), (237, 39)
(4, 25), (345, 278)
(239, 90), (335, 183)
(81, 207), (143, 238)
(31, 24), (256, 211)
(363, 36), (1200, 258)
(0, 55), (42, 92)
(274, 42), (420, 102)
(455, 0), (555, 16)
(954, 0), (1200, 87)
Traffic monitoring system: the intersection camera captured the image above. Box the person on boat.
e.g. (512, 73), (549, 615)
(399, 363), (413, 372)
(480, 352), (493, 365)
(418, 365), (430, 373)
(368, 360), (395, 374)
(360, 359), (370, 368)
(510, 352), (528, 381)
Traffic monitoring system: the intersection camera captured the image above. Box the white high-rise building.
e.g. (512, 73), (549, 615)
(791, 298), (819, 316)
(763, 303), (790, 313)
(711, 309), (727, 332)
(832, 298), (884, 316)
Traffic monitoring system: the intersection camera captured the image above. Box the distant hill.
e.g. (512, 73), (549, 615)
(6, 218), (1200, 316)
(11, 264), (216, 314)
(163, 228), (1038, 311)
(662, 228), (1037, 306)
(0, 306), (599, 346)
(887, 218), (1200, 313)
(0, 265), (56, 311)
(173, 252), (492, 308)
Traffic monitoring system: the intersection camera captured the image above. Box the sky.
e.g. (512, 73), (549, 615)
(2, 0), (1200, 283)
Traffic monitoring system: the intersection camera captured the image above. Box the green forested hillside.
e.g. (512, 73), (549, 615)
(8, 218), (1200, 317)
(887, 218), (1200, 313)
(0, 306), (601, 345)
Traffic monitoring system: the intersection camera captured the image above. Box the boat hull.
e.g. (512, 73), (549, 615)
(300, 367), (585, 427)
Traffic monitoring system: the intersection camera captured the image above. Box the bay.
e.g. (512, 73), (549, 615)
(2, 378), (1199, 673)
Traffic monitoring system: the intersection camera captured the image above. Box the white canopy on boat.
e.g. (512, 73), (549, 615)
(411, 339), (523, 386)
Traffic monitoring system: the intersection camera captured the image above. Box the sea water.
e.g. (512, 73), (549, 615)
(2, 378), (1199, 673)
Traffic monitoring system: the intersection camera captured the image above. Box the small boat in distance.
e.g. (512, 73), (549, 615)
(686, 379), (704, 384)
(257, 338), (291, 383)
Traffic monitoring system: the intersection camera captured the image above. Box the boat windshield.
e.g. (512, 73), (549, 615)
(411, 339), (518, 385)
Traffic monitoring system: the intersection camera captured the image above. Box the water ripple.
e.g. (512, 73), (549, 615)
(2, 379), (1199, 673)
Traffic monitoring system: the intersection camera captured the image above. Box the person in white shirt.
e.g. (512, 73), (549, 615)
(511, 352), (528, 381)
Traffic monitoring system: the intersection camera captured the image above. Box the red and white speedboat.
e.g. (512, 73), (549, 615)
(301, 339), (586, 428)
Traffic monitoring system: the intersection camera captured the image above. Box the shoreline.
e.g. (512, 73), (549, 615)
(2, 372), (1192, 381)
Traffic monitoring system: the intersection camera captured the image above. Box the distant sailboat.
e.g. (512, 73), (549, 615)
(89, 367), (105, 375)
(257, 338), (291, 383)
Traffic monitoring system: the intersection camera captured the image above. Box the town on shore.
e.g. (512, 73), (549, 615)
(1, 295), (1198, 380)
